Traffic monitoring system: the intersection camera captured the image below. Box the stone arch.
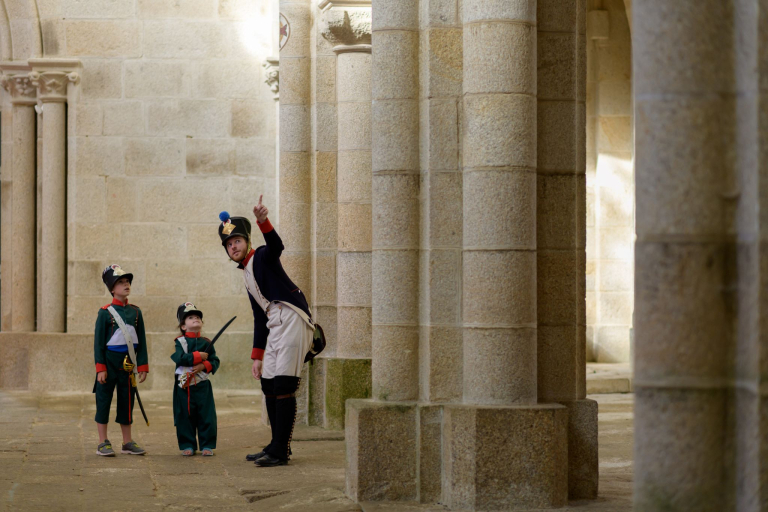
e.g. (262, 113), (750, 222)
(586, 0), (634, 362)
(1, 0), (43, 61)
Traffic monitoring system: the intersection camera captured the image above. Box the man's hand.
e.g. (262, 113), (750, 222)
(97, 371), (107, 384)
(251, 359), (262, 380)
(253, 195), (269, 224)
(138, 372), (147, 383)
(191, 364), (206, 374)
(200, 352), (209, 361)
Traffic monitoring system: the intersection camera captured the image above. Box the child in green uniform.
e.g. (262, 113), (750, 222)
(94, 264), (149, 457)
(172, 302), (220, 456)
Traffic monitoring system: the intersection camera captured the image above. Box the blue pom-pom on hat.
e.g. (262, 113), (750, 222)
(219, 211), (230, 223)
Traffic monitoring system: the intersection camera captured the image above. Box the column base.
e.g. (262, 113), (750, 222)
(562, 399), (599, 499)
(309, 357), (372, 429)
(346, 400), (570, 509)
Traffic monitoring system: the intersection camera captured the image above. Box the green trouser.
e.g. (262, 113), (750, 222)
(93, 350), (136, 425)
(173, 379), (217, 451)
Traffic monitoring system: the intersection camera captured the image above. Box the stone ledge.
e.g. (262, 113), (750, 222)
(586, 362), (633, 394)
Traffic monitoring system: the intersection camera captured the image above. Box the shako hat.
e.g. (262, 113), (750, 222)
(218, 211), (251, 246)
(177, 302), (203, 326)
(102, 264), (133, 291)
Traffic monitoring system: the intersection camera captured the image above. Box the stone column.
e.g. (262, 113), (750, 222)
(346, 0), (421, 502)
(536, 0), (598, 500)
(310, 1), (373, 430)
(30, 60), (80, 333)
(634, 1), (736, 510)
(0, 67), (36, 332)
(279, 0), (312, 299)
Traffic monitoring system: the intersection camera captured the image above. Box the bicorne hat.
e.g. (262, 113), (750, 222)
(102, 264), (134, 291)
(218, 211), (251, 246)
(177, 302), (203, 326)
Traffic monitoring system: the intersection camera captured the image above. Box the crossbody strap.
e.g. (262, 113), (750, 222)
(106, 306), (139, 375)
(278, 301), (315, 330)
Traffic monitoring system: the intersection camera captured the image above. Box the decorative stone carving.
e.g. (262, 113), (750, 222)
(2, 74), (37, 105)
(263, 58), (279, 99)
(319, 0), (372, 51)
(29, 71), (79, 103)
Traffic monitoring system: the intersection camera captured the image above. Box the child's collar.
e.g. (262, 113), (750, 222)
(111, 297), (128, 307)
(184, 331), (202, 338)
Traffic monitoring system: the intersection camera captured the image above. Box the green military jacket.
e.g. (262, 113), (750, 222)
(171, 332), (221, 376)
(94, 297), (149, 373)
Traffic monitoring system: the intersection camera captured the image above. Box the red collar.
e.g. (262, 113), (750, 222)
(238, 249), (256, 269)
(184, 332), (202, 338)
(111, 297), (128, 307)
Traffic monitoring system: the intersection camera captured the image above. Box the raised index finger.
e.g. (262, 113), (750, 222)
(258, 194), (263, 206)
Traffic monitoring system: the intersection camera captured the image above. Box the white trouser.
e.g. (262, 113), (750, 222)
(261, 301), (313, 380)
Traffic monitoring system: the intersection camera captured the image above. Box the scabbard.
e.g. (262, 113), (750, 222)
(133, 383), (150, 426)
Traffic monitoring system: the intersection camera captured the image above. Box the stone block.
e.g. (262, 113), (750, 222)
(147, 260), (231, 297)
(425, 172), (461, 247)
(277, 3), (311, 58)
(138, 177), (230, 223)
(279, 57), (312, 105)
(423, 99), (459, 171)
(372, 174), (419, 247)
(125, 138), (185, 176)
(143, 20), (227, 58)
(337, 306), (372, 359)
(372, 100), (419, 172)
(345, 400), (418, 501)
(537, 325), (579, 402)
(463, 250), (536, 325)
(185, 138), (236, 175)
(196, 59), (273, 100)
(337, 251), (372, 306)
(371, 324), (419, 401)
(315, 55), (337, 104)
(337, 52), (372, 103)
(75, 103), (103, 136)
(598, 260), (633, 291)
(66, 21), (140, 57)
(422, 249), (461, 325)
(314, 102), (338, 152)
(463, 327), (537, 404)
(70, 260), (107, 297)
(597, 80), (633, 116)
(371, 0), (418, 30)
(314, 251), (337, 304)
(74, 223), (120, 260)
(538, 100), (577, 171)
(463, 93), (536, 169)
(81, 59), (123, 99)
(596, 182), (634, 228)
(338, 103), (372, 151)
(279, 151), (311, 205)
(420, 325), (462, 403)
(419, 405), (443, 504)
(538, 250), (579, 325)
(598, 116), (632, 153)
(277, 202), (311, 250)
(464, 22), (535, 95)
(372, 250), (419, 324)
(279, 253), (312, 298)
(236, 138), (275, 177)
(125, 60), (189, 98)
(315, 203), (338, 251)
(635, 387), (727, 511)
(146, 99), (230, 138)
(538, 32), (577, 100)
(595, 326), (631, 363)
(75, 137), (124, 176)
(62, 0), (134, 18)
(372, 30), (419, 100)
(337, 151), (370, 203)
(106, 176), (139, 222)
(314, 305), (338, 357)
(121, 223), (186, 260)
(73, 176), (105, 223)
(102, 101), (144, 137)
(598, 226), (633, 259)
(463, 169), (536, 250)
(537, 0), (579, 32)
(279, 104), (311, 152)
(423, 28), (463, 98)
(338, 204), (372, 251)
(318, 358), (372, 430)
(562, 399), (598, 499)
(442, 403), (568, 510)
(538, 173), (582, 249)
(138, 0), (217, 18)
(598, 292), (632, 325)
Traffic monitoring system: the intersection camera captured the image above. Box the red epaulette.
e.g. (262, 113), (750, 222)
(101, 304), (111, 310)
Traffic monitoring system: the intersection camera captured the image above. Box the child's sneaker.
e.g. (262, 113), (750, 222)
(96, 440), (115, 457)
(121, 441), (146, 455)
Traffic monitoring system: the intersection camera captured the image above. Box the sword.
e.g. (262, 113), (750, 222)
(203, 316), (237, 354)
(123, 356), (150, 426)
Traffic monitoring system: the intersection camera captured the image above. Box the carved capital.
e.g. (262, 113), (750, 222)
(4, 74), (37, 105)
(30, 71), (78, 102)
(319, 1), (372, 51)
(263, 58), (279, 100)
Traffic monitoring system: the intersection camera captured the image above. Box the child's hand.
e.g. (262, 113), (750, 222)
(192, 363), (206, 374)
(251, 359), (262, 380)
(138, 372), (147, 383)
(200, 352), (209, 361)
(253, 195), (269, 224)
(97, 371), (107, 384)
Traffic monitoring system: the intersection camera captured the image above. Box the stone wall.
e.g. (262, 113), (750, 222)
(0, 0), (281, 390)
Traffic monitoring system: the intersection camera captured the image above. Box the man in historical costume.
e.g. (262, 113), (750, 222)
(218, 196), (314, 467)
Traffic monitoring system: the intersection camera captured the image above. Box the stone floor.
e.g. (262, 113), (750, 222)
(0, 390), (633, 511)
